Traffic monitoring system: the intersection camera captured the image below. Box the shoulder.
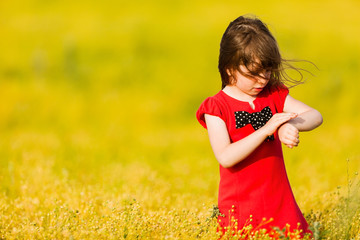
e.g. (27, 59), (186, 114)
(198, 91), (225, 110)
(196, 91), (228, 129)
(268, 84), (289, 97)
(261, 84), (289, 112)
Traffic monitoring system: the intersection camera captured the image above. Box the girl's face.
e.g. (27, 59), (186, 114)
(230, 65), (271, 98)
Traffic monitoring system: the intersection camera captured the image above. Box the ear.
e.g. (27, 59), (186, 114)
(226, 68), (232, 77)
(226, 68), (237, 85)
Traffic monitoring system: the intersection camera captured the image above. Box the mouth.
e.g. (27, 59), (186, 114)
(254, 87), (264, 91)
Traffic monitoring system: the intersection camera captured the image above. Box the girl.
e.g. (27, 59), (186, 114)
(196, 16), (322, 236)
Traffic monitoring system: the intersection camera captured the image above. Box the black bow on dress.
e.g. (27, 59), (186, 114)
(234, 106), (274, 141)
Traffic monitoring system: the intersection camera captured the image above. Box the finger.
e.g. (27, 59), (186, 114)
(286, 124), (299, 133)
(273, 112), (296, 118)
(289, 113), (298, 119)
(283, 125), (299, 136)
(285, 142), (298, 148)
(287, 135), (300, 144)
(282, 135), (299, 147)
(276, 116), (295, 125)
(291, 137), (299, 146)
(282, 139), (297, 147)
(273, 114), (295, 122)
(281, 112), (298, 118)
(282, 112), (298, 118)
(283, 128), (298, 138)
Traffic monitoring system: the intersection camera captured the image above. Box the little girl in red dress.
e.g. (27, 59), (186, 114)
(196, 15), (322, 237)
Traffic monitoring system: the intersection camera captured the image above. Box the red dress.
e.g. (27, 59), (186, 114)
(196, 86), (311, 234)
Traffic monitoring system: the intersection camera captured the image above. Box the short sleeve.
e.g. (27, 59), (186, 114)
(271, 85), (289, 113)
(196, 97), (225, 129)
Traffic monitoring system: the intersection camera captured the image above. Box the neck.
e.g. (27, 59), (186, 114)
(222, 85), (257, 102)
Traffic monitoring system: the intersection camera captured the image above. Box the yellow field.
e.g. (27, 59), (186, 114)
(0, 0), (360, 239)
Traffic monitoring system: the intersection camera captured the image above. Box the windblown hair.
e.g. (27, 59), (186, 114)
(218, 15), (308, 89)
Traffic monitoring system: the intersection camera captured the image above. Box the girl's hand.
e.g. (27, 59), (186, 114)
(278, 123), (300, 148)
(262, 113), (298, 137)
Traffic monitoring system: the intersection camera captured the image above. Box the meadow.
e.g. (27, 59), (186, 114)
(0, 0), (360, 239)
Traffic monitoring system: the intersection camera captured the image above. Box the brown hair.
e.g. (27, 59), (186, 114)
(218, 15), (308, 89)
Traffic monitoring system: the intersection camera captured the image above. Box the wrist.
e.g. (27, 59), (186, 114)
(258, 125), (274, 137)
(280, 122), (295, 130)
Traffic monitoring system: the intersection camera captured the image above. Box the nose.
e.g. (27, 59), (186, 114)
(255, 76), (269, 85)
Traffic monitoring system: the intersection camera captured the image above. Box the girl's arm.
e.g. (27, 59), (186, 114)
(279, 95), (323, 148)
(205, 112), (297, 168)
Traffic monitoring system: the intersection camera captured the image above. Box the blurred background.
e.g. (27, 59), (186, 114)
(0, 0), (359, 213)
